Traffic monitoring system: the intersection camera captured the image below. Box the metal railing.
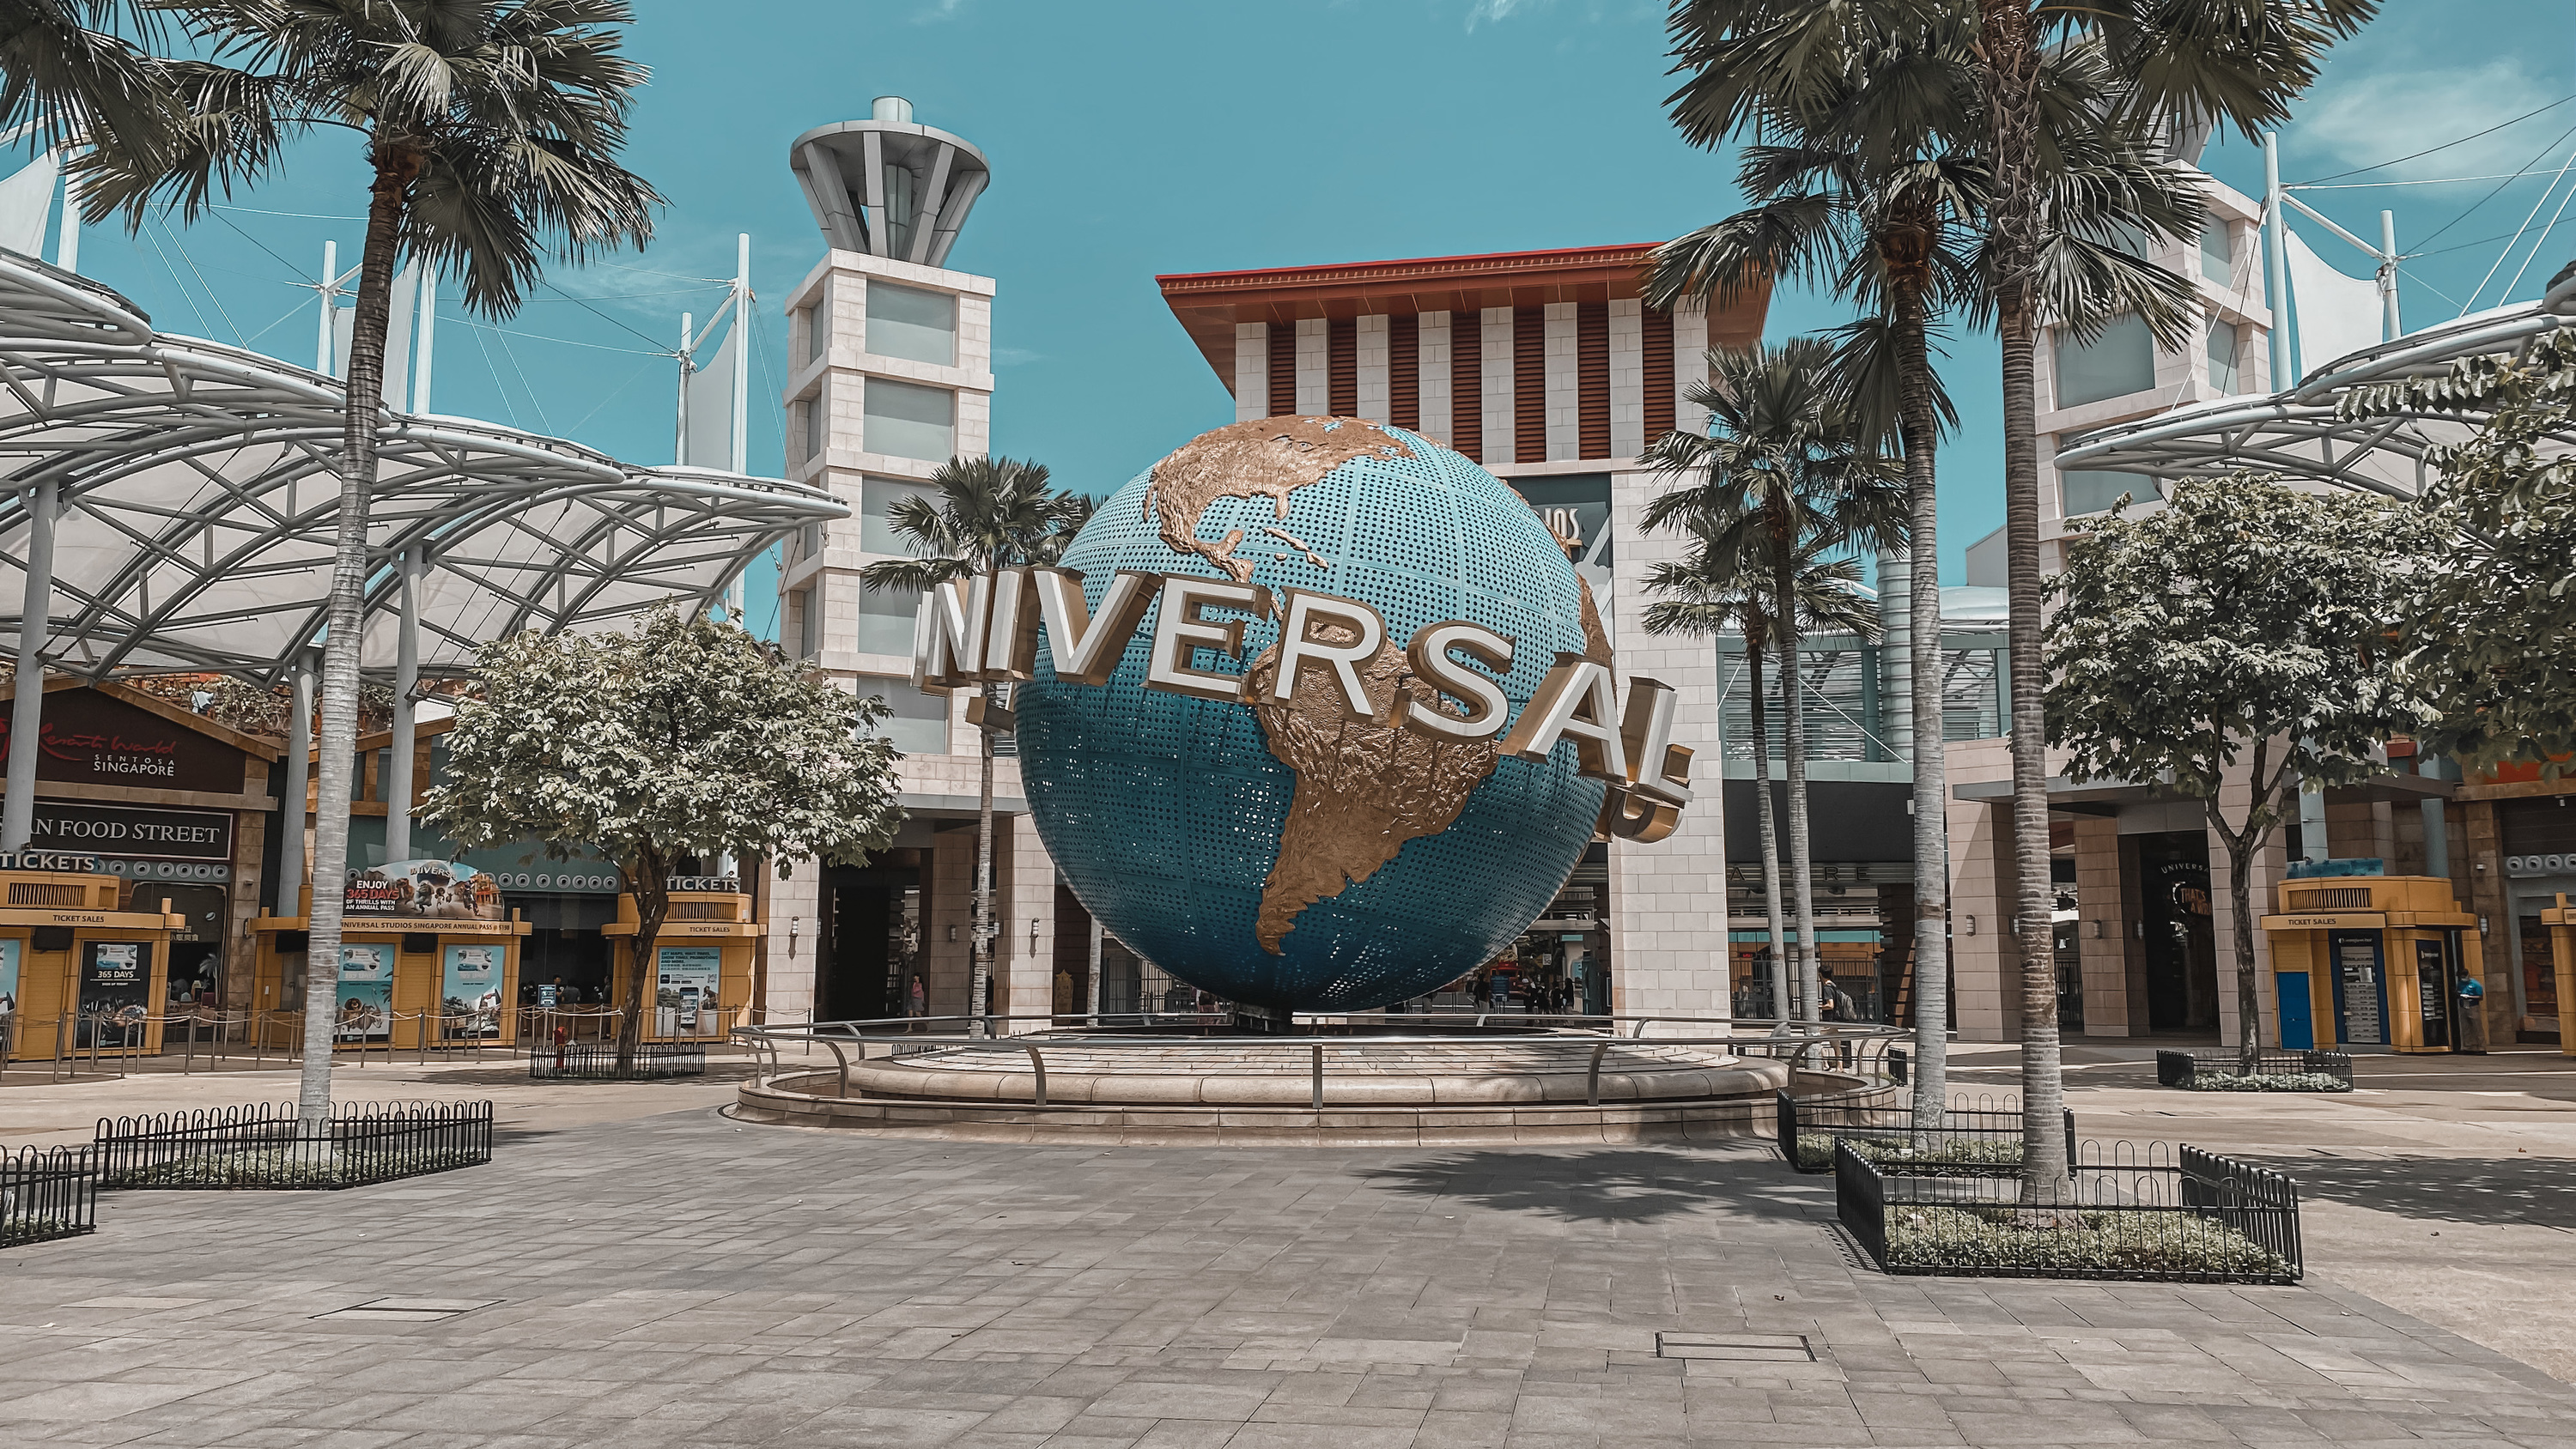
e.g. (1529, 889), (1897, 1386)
(733, 1013), (1905, 1108)
(529, 1040), (707, 1081)
(0, 1005), (760, 1081)
(0, 1144), (96, 1246)
(2155, 1048), (2354, 1090)
(93, 1100), (494, 1191)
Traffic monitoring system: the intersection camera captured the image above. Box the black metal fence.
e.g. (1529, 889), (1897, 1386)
(1837, 1139), (2302, 1283)
(2155, 1049), (2354, 1091)
(1777, 1089), (2075, 1176)
(94, 1101), (493, 1191)
(529, 1040), (707, 1081)
(0, 1146), (97, 1246)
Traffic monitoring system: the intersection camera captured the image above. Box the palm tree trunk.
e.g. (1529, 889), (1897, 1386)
(1893, 278), (1952, 1122)
(1980, 0), (2068, 1200)
(972, 718), (994, 1037)
(1744, 627), (1790, 1026)
(297, 147), (416, 1131)
(1772, 543), (1821, 1025)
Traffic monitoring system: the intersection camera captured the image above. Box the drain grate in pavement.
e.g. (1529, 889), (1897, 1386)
(1656, 1331), (1815, 1362)
(313, 1297), (500, 1324)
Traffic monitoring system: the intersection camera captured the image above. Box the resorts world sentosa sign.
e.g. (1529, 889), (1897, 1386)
(910, 566), (1696, 841)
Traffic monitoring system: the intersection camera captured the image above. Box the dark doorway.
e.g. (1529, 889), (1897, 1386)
(2136, 831), (2219, 1030)
(821, 860), (919, 1023)
(159, 883), (228, 1040)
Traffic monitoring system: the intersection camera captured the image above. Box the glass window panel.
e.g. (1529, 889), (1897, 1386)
(801, 397), (821, 463)
(862, 681), (948, 755)
(863, 378), (954, 461)
(801, 301), (823, 365)
(2200, 218), (2233, 287)
(2054, 313), (2156, 408)
(866, 282), (956, 366)
(855, 584), (918, 658)
(2206, 319), (2242, 394)
(860, 476), (936, 555)
(2061, 468), (2154, 517)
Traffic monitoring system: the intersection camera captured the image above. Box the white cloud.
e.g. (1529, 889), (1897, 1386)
(2298, 61), (2565, 181)
(1466, 0), (1553, 30)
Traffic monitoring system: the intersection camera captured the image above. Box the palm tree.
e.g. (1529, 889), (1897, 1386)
(1644, 523), (1879, 1028)
(76, 0), (659, 1122)
(860, 456), (1089, 1035)
(1643, 338), (1904, 1025)
(0, 2), (170, 149)
(1970, 0), (2375, 1196)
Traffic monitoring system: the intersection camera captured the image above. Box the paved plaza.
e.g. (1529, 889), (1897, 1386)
(3, 1051), (2576, 1447)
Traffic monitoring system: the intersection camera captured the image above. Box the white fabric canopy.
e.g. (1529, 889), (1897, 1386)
(0, 251), (845, 684)
(2283, 227), (2385, 382)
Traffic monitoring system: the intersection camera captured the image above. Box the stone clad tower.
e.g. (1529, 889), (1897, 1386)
(766, 98), (1054, 1030)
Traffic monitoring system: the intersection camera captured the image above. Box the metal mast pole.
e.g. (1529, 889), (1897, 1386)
(3, 480), (58, 852)
(316, 240), (337, 374)
(2263, 133), (2293, 389)
(674, 312), (692, 466)
(732, 234), (751, 475)
(2379, 210), (2401, 343)
(384, 548), (421, 863)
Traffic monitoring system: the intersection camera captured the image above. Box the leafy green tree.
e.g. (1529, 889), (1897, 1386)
(2342, 325), (2576, 774)
(859, 456), (1090, 1033)
(1654, 1), (2200, 1120)
(76, 0), (660, 1125)
(1644, 523), (1879, 1026)
(2046, 476), (2437, 1073)
(424, 606), (904, 1072)
(1643, 338), (1903, 1022)
(1972, 0), (2377, 1194)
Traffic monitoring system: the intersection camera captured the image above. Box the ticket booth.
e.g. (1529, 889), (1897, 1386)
(604, 885), (756, 1041)
(2545, 894), (2576, 1057)
(2260, 871), (2481, 1053)
(249, 859), (531, 1051)
(0, 852), (185, 1061)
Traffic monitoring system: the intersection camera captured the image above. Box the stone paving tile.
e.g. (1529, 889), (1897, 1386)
(3, 1110), (2575, 1446)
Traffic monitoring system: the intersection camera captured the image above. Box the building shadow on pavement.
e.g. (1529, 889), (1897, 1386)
(2262, 1156), (2576, 1228)
(1359, 1147), (1820, 1224)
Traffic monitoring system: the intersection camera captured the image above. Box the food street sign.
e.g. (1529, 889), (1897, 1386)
(912, 566), (1695, 842)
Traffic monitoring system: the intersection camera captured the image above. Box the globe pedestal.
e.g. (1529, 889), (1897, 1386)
(733, 1028), (1834, 1147)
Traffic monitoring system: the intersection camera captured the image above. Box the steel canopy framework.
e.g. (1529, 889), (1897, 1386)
(2057, 266), (2576, 496)
(0, 252), (846, 685)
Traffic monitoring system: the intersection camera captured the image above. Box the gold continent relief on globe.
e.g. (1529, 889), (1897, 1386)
(1138, 417), (1607, 956)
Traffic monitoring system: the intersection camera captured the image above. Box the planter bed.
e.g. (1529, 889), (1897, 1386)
(95, 1101), (492, 1191)
(0, 1146), (97, 1246)
(1777, 1089), (2073, 1175)
(1836, 1141), (2302, 1284)
(2156, 1049), (2353, 1092)
(530, 1041), (707, 1082)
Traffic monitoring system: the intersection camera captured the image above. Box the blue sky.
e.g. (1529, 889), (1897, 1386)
(21, 0), (2576, 634)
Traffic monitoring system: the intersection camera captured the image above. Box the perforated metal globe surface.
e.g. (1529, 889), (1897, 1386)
(1014, 417), (1608, 1012)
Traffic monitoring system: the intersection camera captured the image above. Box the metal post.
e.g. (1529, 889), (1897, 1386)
(2420, 755), (2450, 879)
(2379, 210), (2401, 343)
(673, 311), (692, 465)
(283, 654), (313, 915)
(1086, 915), (1103, 1024)
(316, 240), (337, 374)
(3, 479), (59, 852)
(384, 548), (420, 863)
(414, 271), (436, 413)
(2263, 133), (2293, 387)
(732, 234), (751, 476)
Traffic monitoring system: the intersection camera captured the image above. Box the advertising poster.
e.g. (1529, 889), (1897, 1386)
(0, 936), (19, 1020)
(441, 943), (503, 1040)
(77, 940), (151, 1048)
(343, 859), (506, 921)
(335, 943), (395, 1042)
(655, 946), (723, 1036)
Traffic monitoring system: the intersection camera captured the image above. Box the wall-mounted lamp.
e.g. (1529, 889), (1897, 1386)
(2089, 919), (2105, 939)
(1029, 919), (1042, 955)
(1962, 914), (1977, 937)
(788, 917), (800, 952)
(947, 924), (958, 943)
(2479, 915), (2489, 935)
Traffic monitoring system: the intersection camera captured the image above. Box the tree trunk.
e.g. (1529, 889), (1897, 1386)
(297, 146), (416, 1131)
(1745, 627), (1791, 1027)
(1980, 0), (2066, 1200)
(2213, 788), (2271, 1077)
(1893, 274), (1953, 1122)
(972, 717), (995, 1037)
(617, 844), (668, 1074)
(1773, 535), (1821, 1024)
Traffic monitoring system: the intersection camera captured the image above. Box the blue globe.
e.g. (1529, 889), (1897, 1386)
(1015, 416), (1608, 1012)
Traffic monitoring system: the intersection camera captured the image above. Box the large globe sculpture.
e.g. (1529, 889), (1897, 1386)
(1015, 416), (1611, 1012)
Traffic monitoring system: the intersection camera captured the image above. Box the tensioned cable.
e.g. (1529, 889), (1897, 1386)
(2413, 118), (2576, 251)
(2459, 148), (2576, 315)
(2294, 170), (2576, 190)
(2499, 164), (2576, 302)
(2407, 213), (2576, 260)
(2290, 93), (2576, 185)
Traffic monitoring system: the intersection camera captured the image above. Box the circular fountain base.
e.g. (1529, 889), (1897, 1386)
(733, 1032), (1827, 1145)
